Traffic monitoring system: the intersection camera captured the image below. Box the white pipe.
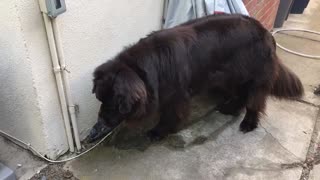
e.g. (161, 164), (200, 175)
(52, 19), (82, 151)
(40, 11), (75, 152)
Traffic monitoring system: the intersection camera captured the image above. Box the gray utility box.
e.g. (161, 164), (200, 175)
(0, 163), (16, 180)
(39, 0), (66, 18)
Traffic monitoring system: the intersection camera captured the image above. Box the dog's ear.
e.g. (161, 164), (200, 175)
(114, 69), (147, 114)
(92, 66), (115, 100)
(117, 96), (131, 114)
(91, 69), (114, 101)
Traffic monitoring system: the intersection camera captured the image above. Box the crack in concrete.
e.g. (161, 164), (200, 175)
(281, 162), (304, 169)
(259, 104), (320, 180)
(294, 98), (319, 108)
(300, 106), (320, 180)
(260, 121), (302, 161)
(260, 107), (320, 179)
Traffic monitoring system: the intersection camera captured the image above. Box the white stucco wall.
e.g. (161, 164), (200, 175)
(0, 0), (164, 158)
(0, 0), (68, 159)
(57, 0), (164, 138)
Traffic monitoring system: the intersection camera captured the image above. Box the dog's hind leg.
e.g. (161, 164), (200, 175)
(147, 91), (190, 141)
(240, 88), (267, 133)
(215, 96), (247, 116)
(209, 71), (249, 116)
(216, 80), (255, 116)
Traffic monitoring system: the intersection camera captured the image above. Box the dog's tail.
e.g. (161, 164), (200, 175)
(271, 62), (304, 99)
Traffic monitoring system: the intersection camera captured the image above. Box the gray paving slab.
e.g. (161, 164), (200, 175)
(309, 164), (320, 180)
(260, 99), (318, 160)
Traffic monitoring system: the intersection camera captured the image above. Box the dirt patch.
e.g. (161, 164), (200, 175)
(30, 163), (78, 180)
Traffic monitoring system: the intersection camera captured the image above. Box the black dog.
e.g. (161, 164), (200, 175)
(90, 14), (303, 141)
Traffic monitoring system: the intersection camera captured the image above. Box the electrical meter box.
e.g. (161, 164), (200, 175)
(39, 0), (66, 18)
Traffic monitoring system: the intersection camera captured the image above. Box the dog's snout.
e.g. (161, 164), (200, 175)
(86, 118), (113, 143)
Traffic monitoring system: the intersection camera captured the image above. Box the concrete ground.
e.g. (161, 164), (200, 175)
(0, 136), (46, 180)
(1, 1), (320, 180)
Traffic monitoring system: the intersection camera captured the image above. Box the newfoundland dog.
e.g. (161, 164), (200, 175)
(89, 14), (303, 141)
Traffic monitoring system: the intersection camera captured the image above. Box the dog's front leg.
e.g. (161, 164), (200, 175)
(147, 92), (190, 141)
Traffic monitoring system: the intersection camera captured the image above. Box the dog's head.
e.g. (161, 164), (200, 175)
(88, 61), (147, 141)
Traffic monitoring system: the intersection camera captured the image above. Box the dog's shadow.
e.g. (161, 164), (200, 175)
(85, 94), (241, 151)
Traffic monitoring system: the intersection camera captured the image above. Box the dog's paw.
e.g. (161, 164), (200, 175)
(240, 121), (257, 133)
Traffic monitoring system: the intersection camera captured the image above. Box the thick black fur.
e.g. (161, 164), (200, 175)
(92, 14), (304, 140)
